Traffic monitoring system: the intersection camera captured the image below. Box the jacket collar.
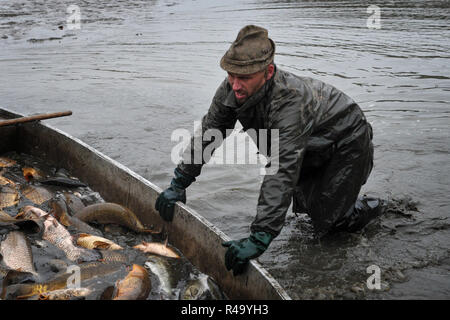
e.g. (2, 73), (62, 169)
(222, 64), (277, 113)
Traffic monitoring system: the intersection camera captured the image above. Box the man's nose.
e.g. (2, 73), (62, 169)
(232, 78), (242, 91)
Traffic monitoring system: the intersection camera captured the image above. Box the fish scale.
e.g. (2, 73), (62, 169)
(113, 264), (151, 300)
(21, 185), (52, 205)
(0, 231), (36, 275)
(0, 185), (19, 209)
(24, 206), (99, 262)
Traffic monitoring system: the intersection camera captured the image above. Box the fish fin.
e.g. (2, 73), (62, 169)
(49, 207), (60, 220)
(132, 244), (143, 251)
(42, 211), (51, 218)
(44, 213), (59, 227)
(49, 209), (69, 226)
(77, 233), (89, 238)
(93, 241), (110, 250)
(14, 210), (26, 220)
(164, 237), (168, 247)
(135, 241), (145, 247)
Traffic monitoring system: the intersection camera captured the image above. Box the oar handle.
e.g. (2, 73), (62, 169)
(0, 111), (73, 127)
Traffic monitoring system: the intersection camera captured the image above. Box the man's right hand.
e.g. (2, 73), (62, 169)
(155, 168), (195, 222)
(155, 185), (186, 221)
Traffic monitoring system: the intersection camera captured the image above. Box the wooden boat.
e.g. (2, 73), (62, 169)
(0, 107), (291, 300)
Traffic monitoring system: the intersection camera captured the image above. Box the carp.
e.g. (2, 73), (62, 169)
(22, 166), (85, 187)
(46, 259), (68, 273)
(0, 170), (27, 185)
(39, 177), (87, 188)
(144, 255), (177, 298)
(0, 265), (9, 278)
(37, 287), (92, 300)
(50, 197), (102, 236)
(112, 264), (151, 300)
(98, 250), (129, 264)
(63, 192), (86, 215)
(133, 241), (180, 259)
(0, 157), (16, 168)
(0, 174), (15, 186)
(0, 185), (19, 209)
(0, 209), (16, 225)
(74, 202), (158, 234)
(21, 185), (53, 205)
(22, 206), (99, 262)
(181, 274), (226, 300)
(1, 269), (36, 290)
(40, 168), (87, 188)
(76, 233), (123, 250)
(3, 261), (126, 300)
(0, 209), (44, 234)
(0, 210), (10, 220)
(0, 231), (37, 275)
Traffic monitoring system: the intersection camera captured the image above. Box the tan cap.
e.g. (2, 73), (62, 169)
(220, 25), (275, 75)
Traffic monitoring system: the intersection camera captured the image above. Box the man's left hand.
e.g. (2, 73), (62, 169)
(221, 231), (273, 276)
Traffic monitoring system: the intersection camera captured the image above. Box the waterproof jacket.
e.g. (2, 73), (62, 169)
(178, 66), (370, 238)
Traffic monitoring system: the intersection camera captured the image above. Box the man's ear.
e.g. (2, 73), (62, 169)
(266, 64), (275, 80)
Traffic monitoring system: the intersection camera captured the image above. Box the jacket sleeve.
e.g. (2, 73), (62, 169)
(177, 81), (237, 178)
(250, 89), (316, 237)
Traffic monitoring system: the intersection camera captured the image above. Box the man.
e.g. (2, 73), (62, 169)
(156, 25), (384, 276)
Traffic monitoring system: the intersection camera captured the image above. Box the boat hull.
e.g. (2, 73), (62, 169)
(0, 108), (291, 300)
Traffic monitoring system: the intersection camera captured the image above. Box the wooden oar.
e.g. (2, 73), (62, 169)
(0, 111), (72, 127)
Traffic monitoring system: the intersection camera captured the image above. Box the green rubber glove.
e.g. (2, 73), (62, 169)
(155, 168), (195, 221)
(221, 231), (273, 276)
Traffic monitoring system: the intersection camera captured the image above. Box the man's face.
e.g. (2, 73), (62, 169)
(227, 69), (268, 105)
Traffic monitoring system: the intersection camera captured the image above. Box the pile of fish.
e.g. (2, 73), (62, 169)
(0, 152), (226, 300)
